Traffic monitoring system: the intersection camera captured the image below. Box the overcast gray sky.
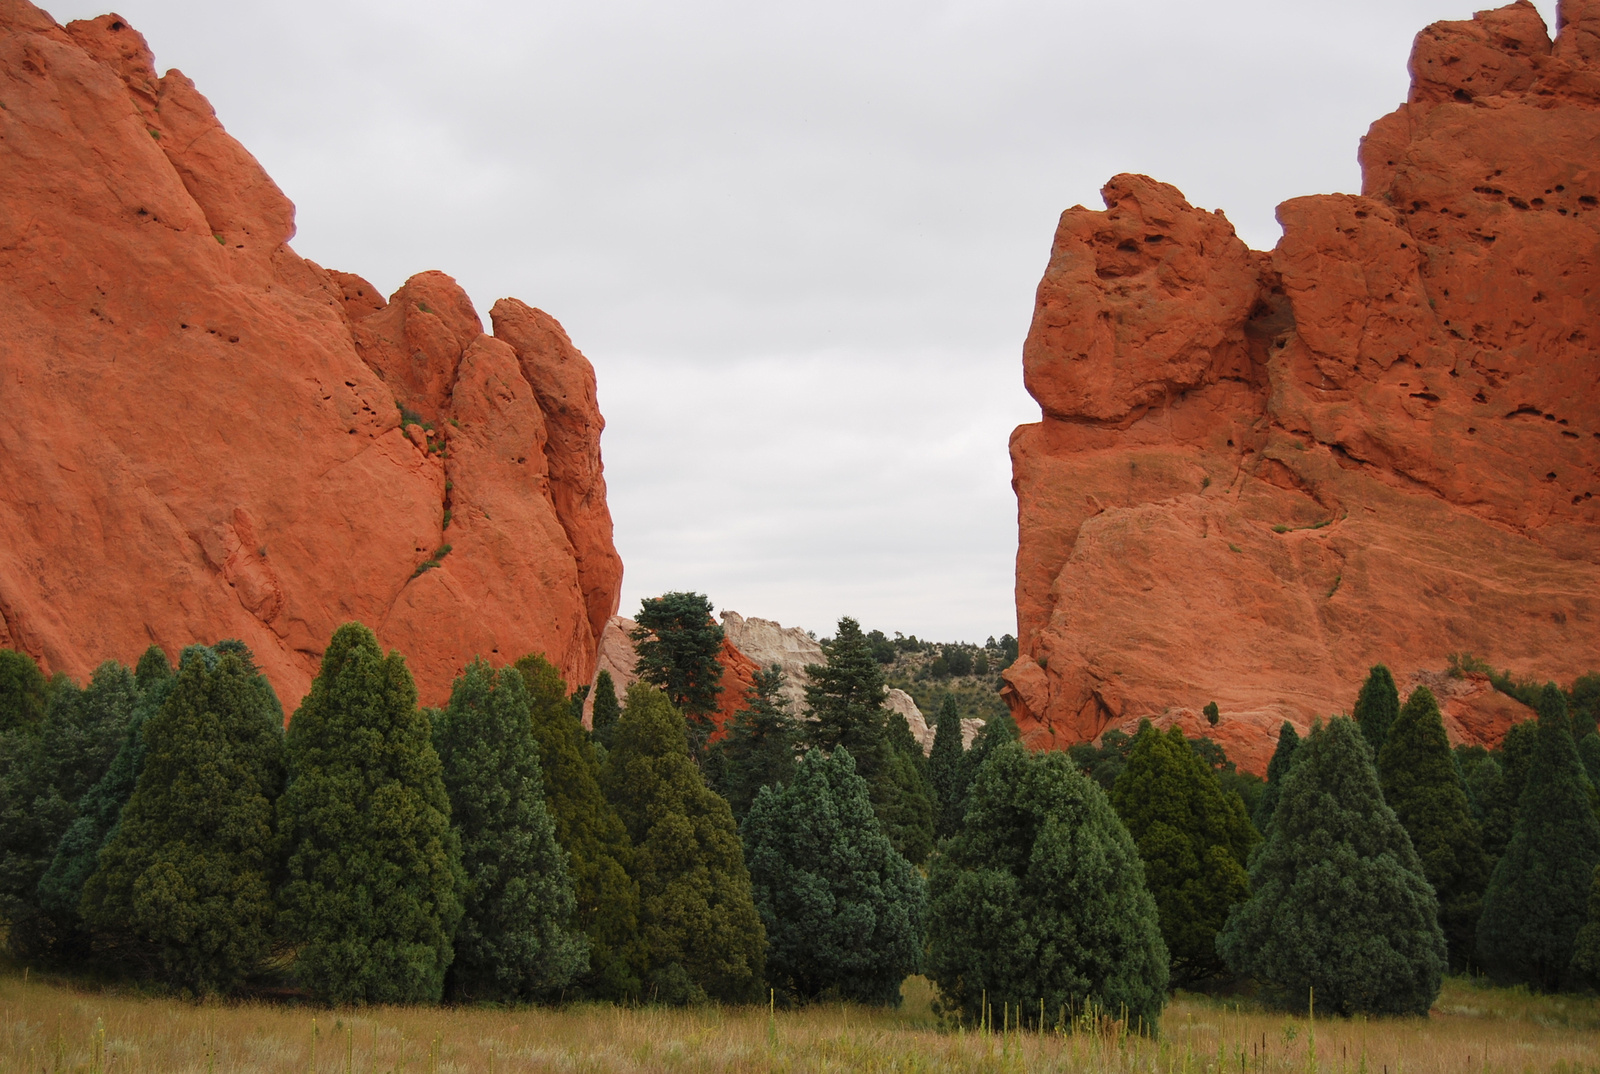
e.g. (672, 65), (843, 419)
(47, 0), (1560, 643)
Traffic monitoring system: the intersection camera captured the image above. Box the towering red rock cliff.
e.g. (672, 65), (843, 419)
(0, 5), (621, 709)
(1004, 0), (1600, 771)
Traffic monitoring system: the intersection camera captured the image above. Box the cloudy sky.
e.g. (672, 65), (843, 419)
(48, 0), (1561, 643)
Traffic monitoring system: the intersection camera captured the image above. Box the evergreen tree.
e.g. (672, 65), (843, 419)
(1066, 726), (1135, 792)
(1353, 665), (1400, 756)
(927, 742), (1168, 1032)
(1578, 733), (1600, 790)
(956, 713), (1018, 817)
(277, 623), (462, 1005)
(0, 649), (48, 733)
(1252, 722), (1300, 832)
(1110, 725), (1258, 987)
(516, 653), (645, 999)
(1, 660), (142, 961)
(1377, 686), (1491, 970)
(602, 683), (765, 1004)
(434, 659), (588, 1001)
(590, 670), (621, 749)
(875, 742), (936, 866)
(1475, 720), (1538, 864)
(38, 648), (174, 945)
(743, 747), (925, 1005)
(80, 644), (283, 992)
(1476, 684), (1600, 990)
(630, 592), (724, 753)
(929, 696), (966, 839)
(804, 616), (888, 760)
(714, 665), (798, 822)
(1218, 717), (1445, 1015)
(1569, 864), (1600, 989)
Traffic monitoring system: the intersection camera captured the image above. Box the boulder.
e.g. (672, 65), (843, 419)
(1005, 1), (1600, 773)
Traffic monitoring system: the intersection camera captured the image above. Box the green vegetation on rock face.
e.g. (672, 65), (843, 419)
(514, 654), (644, 1000)
(1218, 717), (1446, 1016)
(711, 665), (798, 823)
(602, 683), (765, 1004)
(80, 644), (283, 994)
(1110, 724), (1257, 987)
(742, 747), (925, 1006)
(276, 623), (462, 1005)
(1353, 665), (1401, 757)
(1377, 686), (1490, 970)
(1477, 684), (1600, 991)
(434, 659), (588, 1002)
(927, 741), (1169, 1034)
(630, 592), (724, 755)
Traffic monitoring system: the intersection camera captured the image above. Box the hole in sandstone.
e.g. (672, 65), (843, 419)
(1355, 210), (1369, 218)
(1563, 431), (1579, 438)
(1582, 196), (1598, 206)
(1410, 392), (1440, 402)
(1556, 184), (1565, 192)
(1116, 240), (1138, 252)
(109, 19), (124, 29)
(1545, 413), (1557, 421)
(1453, 89), (1473, 102)
(1546, 472), (1558, 481)
(1468, 427), (1477, 434)
(1532, 198), (1545, 207)
(1226, 439), (1235, 447)
(1559, 418), (1569, 425)
(1144, 234), (1165, 243)
(1473, 391), (1488, 403)
(1509, 197), (1530, 210)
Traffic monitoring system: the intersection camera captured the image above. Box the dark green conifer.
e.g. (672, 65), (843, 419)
(1217, 718), (1445, 1016)
(1252, 722), (1300, 832)
(1353, 665), (1400, 756)
(133, 646), (173, 693)
(929, 696), (966, 839)
(927, 742), (1168, 1032)
(1476, 684), (1600, 990)
(602, 683), (765, 1004)
(1110, 725), (1257, 986)
(590, 670), (621, 748)
(1578, 733), (1600, 789)
(743, 747), (925, 1005)
(434, 659), (588, 1001)
(714, 665), (798, 821)
(957, 712), (1018, 815)
(1, 660), (142, 961)
(875, 742), (935, 866)
(1377, 686), (1491, 969)
(0, 649), (48, 733)
(1569, 864), (1600, 988)
(1479, 720), (1538, 863)
(516, 653), (645, 999)
(80, 645), (283, 992)
(277, 623), (462, 1004)
(630, 592), (724, 753)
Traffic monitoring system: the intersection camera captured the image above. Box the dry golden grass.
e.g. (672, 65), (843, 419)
(1, 972), (1597, 1074)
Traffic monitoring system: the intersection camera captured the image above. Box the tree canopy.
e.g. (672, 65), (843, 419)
(1352, 665), (1400, 756)
(631, 592), (724, 753)
(712, 665), (798, 822)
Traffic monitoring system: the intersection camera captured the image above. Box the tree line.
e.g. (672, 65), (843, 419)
(2, 608), (1598, 1026)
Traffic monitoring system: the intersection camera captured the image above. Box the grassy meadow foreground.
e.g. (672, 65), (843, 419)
(2, 973), (1597, 1074)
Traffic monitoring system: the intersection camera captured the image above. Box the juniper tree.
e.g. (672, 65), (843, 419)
(1569, 864), (1600, 989)
(277, 623), (462, 1005)
(1110, 724), (1257, 987)
(743, 747), (925, 1005)
(1353, 665), (1400, 756)
(957, 712), (1018, 815)
(80, 644), (284, 992)
(515, 653), (645, 999)
(929, 696), (966, 839)
(1476, 684), (1600, 990)
(1, 659), (143, 961)
(630, 592), (724, 753)
(0, 649), (48, 733)
(1578, 733), (1600, 790)
(37, 648), (174, 950)
(602, 683), (765, 1004)
(1252, 722), (1300, 832)
(434, 659), (587, 1001)
(714, 665), (798, 822)
(1377, 686), (1491, 969)
(875, 741), (936, 866)
(927, 742), (1168, 1033)
(590, 670), (621, 748)
(1218, 717), (1445, 1015)
(1476, 720), (1538, 864)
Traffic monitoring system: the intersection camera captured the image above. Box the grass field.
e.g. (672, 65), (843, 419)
(2, 972), (1597, 1073)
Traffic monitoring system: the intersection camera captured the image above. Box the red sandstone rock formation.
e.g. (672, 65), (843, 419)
(0, 5), (621, 709)
(1004, 0), (1599, 772)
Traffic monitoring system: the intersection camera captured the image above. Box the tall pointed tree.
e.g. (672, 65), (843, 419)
(602, 683), (765, 1003)
(515, 653), (645, 999)
(1353, 665), (1401, 756)
(714, 665), (798, 821)
(742, 747), (925, 1005)
(1252, 722), (1300, 832)
(1110, 724), (1258, 987)
(1476, 684), (1600, 990)
(277, 623), (462, 1005)
(1218, 718), (1446, 1016)
(1377, 686), (1491, 969)
(1479, 719), (1538, 863)
(434, 659), (588, 1001)
(928, 696), (966, 839)
(80, 644), (284, 993)
(590, 670), (622, 749)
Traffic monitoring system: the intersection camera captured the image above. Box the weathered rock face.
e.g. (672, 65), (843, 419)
(1004, 0), (1600, 772)
(718, 611), (826, 711)
(0, 6), (621, 710)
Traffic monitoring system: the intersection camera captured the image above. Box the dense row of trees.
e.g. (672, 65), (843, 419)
(4, 622), (1599, 1022)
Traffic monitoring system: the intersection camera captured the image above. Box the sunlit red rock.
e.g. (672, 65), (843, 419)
(1004, 0), (1600, 773)
(0, 5), (619, 710)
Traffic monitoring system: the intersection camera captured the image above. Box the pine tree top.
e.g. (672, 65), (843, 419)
(1353, 665), (1400, 754)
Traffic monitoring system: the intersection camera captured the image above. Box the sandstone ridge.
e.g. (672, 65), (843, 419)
(1003, 0), (1599, 772)
(0, 6), (621, 709)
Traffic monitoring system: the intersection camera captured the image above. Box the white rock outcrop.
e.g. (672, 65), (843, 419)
(719, 611), (826, 711)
